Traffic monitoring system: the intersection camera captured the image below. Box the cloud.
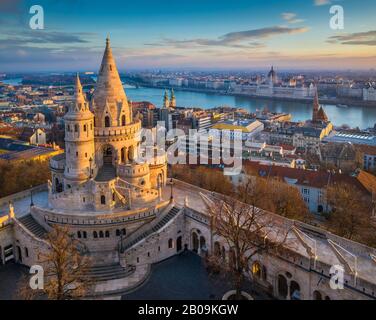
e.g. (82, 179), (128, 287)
(146, 26), (309, 49)
(3, 30), (92, 45)
(328, 30), (376, 46)
(314, 0), (331, 6)
(281, 12), (304, 24)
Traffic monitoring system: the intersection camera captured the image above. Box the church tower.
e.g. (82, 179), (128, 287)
(169, 89), (176, 108)
(312, 87), (320, 122)
(312, 86), (329, 123)
(163, 89), (170, 109)
(64, 74), (95, 187)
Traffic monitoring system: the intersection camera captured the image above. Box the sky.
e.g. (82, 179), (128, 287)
(0, 0), (375, 72)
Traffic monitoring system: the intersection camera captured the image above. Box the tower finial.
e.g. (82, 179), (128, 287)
(106, 34), (110, 47)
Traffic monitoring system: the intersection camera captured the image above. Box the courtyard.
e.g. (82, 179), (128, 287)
(123, 251), (272, 300)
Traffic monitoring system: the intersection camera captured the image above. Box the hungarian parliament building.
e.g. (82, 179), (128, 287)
(0, 38), (375, 300)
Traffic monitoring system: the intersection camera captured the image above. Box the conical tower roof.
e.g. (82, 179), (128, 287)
(74, 73), (85, 106)
(312, 86), (320, 121)
(65, 74), (93, 120)
(92, 36), (130, 126)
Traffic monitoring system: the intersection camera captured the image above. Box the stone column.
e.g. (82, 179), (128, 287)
(287, 280), (291, 300)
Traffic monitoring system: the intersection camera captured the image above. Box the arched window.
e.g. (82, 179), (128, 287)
(101, 195), (106, 204)
(313, 291), (322, 300)
(121, 147), (126, 163)
(75, 124), (79, 132)
(105, 230), (110, 238)
(214, 242), (221, 257)
(168, 238), (173, 248)
(252, 262), (262, 279)
(77, 231), (82, 238)
(116, 229), (120, 236)
(99, 231), (104, 238)
(24, 247), (29, 258)
(105, 116), (110, 127)
(278, 275), (288, 299)
(290, 281), (301, 300)
(83, 231), (87, 239)
(83, 124), (87, 132)
(112, 192), (115, 201)
(121, 228), (126, 235)
(121, 115), (126, 126)
(93, 231), (98, 238)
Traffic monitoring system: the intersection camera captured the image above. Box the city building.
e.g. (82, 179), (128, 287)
(211, 119), (264, 141)
(1, 38), (376, 301)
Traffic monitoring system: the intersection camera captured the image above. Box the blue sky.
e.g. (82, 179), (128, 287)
(0, 0), (375, 72)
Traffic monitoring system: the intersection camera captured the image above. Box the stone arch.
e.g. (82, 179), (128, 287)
(251, 261), (262, 279)
(290, 281), (301, 300)
(104, 116), (110, 127)
(191, 231), (199, 252)
(121, 147), (126, 163)
(199, 236), (206, 250)
(313, 290), (322, 300)
(214, 241), (221, 257)
(102, 144), (115, 166)
(176, 236), (182, 252)
(277, 274), (288, 299)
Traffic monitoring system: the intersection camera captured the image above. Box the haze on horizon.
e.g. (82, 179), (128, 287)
(0, 0), (375, 73)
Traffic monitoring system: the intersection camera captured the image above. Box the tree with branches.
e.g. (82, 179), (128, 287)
(201, 192), (291, 300)
(17, 225), (92, 300)
(326, 183), (376, 246)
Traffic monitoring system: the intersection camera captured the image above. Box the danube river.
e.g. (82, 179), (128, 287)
(3, 78), (376, 129)
(125, 86), (376, 129)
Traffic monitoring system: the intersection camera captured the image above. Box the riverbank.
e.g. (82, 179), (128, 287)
(124, 79), (376, 108)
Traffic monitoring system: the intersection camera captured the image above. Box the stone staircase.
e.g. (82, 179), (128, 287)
(121, 206), (181, 252)
(18, 214), (47, 239)
(86, 264), (136, 282)
(95, 165), (116, 182)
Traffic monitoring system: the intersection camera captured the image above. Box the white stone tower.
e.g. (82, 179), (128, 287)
(64, 74), (96, 187)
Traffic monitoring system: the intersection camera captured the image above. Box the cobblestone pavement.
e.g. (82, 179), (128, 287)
(0, 262), (28, 300)
(123, 251), (273, 300)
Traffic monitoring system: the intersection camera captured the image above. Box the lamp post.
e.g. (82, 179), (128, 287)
(30, 185), (34, 207)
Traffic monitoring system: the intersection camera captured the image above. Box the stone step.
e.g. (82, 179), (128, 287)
(18, 214), (47, 239)
(122, 206), (181, 251)
(85, 264), (135, 282)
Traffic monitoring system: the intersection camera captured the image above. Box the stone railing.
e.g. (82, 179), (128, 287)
(0, 184), (48, 208)
(94, 121), (141, 137)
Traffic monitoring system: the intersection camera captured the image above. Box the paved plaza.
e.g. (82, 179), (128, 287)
(123, 251), (272, 300)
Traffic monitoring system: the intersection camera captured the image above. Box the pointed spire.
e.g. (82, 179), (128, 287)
(312, 86), (320, 122)
(92, 37), (129, 125)
(72, 73), (86, 111)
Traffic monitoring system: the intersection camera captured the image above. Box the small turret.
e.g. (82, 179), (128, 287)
(63, 74), (96, 187)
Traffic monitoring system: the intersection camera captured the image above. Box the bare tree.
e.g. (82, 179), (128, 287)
(326, 183), (375, 245)
(201, 193), (290, 300)
(17, 225), (92, 300)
